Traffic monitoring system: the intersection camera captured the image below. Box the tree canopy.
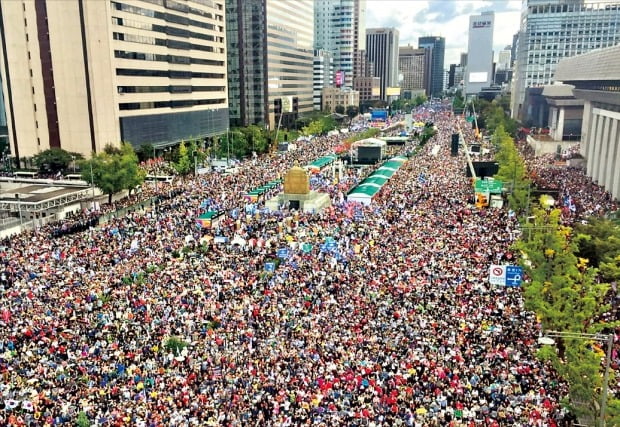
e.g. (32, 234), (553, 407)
(80, 143), (145, 204)
(492, 124), (530, 213)
(516, 206), (619, 424)
(32, 148), (83, 174)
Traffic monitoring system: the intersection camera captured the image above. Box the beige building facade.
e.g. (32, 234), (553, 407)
(399, 46), (427, 93)
(0, 0), (228, 164)
(321, 87), (359, 113)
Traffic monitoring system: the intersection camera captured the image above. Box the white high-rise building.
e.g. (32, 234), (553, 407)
(313, 50), (334, 110)
(497, 48), (512, 70)
(465, 11), (495, 95)
(314, 0), (366, 88)
(512, 0), (620, 120)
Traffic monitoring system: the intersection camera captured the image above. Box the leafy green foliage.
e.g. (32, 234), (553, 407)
(164, 336), (189, 356)
(452, 90), (466, 112)
(346, 105), (359, 119)
(516, 206), (619, 424)
(516, 207), (610, 332)
(76, 412), (90, 427)
(334, 104), (345, 114)
(80, 142), (146, 204)
(492, 125), (530, 213)
(474, 96), (518, 136)
(33, 148), (83, 174)
(173, 141), (193, 175)
(574, 218), (620, 284)
(135, 143), (156, 162)
(301, 120), (324, 137)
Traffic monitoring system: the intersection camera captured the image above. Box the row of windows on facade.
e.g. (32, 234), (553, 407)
(112, 17), (223, 43)
(118, 85), (225, 93)
(119, 98), (226, 110)
(116, 69), (224, 79)
(529, 26), (618, 37)
(529, 4), (620, 14)
(112, 32), (224, 54)
(114, 50), (224, 66)
(141, 0), (222, 11)
(112, 1), (223, 23)
(528, 37), (616, 48)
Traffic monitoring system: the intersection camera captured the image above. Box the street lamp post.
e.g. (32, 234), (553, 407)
(539, 330), (614, 426)
(192, 150), (197, 176)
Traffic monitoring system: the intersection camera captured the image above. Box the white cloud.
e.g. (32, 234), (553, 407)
(366, 0), (521, 67)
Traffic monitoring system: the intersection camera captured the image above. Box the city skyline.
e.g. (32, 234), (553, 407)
(365, 0), (521, 66)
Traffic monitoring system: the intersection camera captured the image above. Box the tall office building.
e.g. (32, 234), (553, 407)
(418, 36), (445, 97)
(228, 0), (314, 129)
(314, 0), (366, 88)
(512, 0), (620, 120)
(226, 0), (268, 127)
(313, 50), (334, 110)
(366, 28), (399, 101)
(266, 0), (314, 128)
(0, 0), (229, 162)
(497, 47), (512, 70)
(398, 46), (428, 94)
(465, 11), (495, 95)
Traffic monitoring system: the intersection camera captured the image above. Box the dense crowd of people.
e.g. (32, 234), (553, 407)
(0, 104), (615, 426)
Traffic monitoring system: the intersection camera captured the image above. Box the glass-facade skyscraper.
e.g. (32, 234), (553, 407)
(512, 0), (620, 120)
(226, 0), (268, 127)
(226, 0), (314, 128)
(418, 36), (445, 98)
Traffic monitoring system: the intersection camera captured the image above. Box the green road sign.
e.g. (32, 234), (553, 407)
(474, 179), (503, 194)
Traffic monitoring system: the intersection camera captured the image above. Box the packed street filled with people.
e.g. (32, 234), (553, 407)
(0, 103), (616, 426)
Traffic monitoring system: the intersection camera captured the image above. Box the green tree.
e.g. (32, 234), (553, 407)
(517, 206), (618, 424)
(492, 125), (530, 213)
(33, 148), (83, 174)
(81, 142), (146, 204)
(413, 94), (427, 107)
(319, 115), (337, 134)
(346, 105), (359, 120)
(242, 125), (269, 154)
(452, 90), (466, 113)
(135, 143), (156, 162)
(574, 218), (620, 283)
(334, 104), (345, 115)
(301, 120), (324, 137)
(516, 206), (610, 334)
(173, 141), (193, 175)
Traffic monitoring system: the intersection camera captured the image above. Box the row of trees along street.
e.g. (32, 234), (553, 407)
(480, 96), (620, 425)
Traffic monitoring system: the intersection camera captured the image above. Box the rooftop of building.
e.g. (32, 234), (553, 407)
(555, 44), (620, 82)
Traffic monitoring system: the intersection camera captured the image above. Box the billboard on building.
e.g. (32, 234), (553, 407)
(335, 70), (345, 87)
(282, 96), (294, 113)
(469, 72), (488, 83)
(386, 87), (401, 96)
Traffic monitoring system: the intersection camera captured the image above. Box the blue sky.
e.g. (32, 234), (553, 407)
(365, 0), (522, 66)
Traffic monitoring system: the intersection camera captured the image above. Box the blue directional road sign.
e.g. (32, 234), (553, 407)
(505, 266), (523, 287)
